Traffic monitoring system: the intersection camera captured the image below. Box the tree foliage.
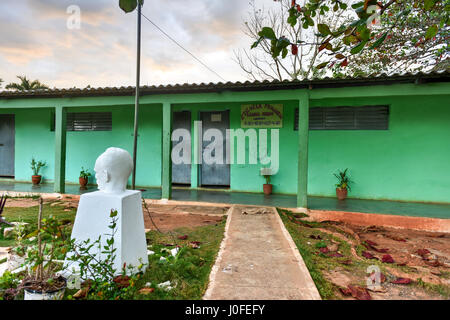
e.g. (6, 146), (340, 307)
(235, 0), (350, 80)
(5, 76), (49, 92)
(333, 1), (449, 76)
(252, 0), (449, 72)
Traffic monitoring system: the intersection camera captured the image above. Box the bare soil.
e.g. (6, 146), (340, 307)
(142, 205), (227, 232)
(6, 197), (229, 232)
(319, 221), (450, 299)
(4, 197), (40, 208)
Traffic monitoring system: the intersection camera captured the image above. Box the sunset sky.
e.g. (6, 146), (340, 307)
(0, 0), (278, 89)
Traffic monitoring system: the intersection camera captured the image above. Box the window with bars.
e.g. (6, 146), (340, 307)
(51, 112), (112, 131)
(294, 105), (389, 130)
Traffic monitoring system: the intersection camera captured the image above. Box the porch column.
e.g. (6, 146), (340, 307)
(161, 102), (172, 200)
(297, 93), (309, 209)
(54, 106), (67, 193)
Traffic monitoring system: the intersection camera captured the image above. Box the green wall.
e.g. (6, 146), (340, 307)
(4, 108), (55, 183)
(308, 94), (450, 203)
(1, 85), (449, 204)
(2, 105), (162, 187)
(64, 104), (162, 188)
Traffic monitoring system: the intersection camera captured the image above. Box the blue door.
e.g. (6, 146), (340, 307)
(172, 111), (191, 185)
(200, 110), (230, 187)
(0, 114), (15, 177)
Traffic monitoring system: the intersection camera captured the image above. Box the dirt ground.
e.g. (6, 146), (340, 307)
(142, 204), (228, 232)
(4, 197), (40, 208)
(318, 222), (450, 299)
(4, 196), (228, 232)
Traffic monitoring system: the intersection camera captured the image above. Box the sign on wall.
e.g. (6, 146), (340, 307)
(241, 104), (283, 128)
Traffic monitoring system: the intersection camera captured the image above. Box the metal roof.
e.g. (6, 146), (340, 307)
(0, 70), (448, 99)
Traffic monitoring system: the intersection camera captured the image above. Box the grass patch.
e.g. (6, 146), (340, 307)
(0, 204), (76, 247)
(2, 204), (76, 225)
(63, 219), (226, 300)
(134, 220), (225, 300)
(277, 208), (392, 300)
(415, 278), (450, 299)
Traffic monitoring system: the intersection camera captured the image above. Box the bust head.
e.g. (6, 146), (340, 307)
(94, 147), (133, 194)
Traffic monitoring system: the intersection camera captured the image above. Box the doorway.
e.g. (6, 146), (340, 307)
(200, 110), (230, 187)
(171, 111), (191, 185)
(0, 114), (15, 177)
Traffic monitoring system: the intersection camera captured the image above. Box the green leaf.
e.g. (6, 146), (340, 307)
(316, 61), (329, 69)
(258, 27), (277, 40)
(425, 25), (438, 40)
(424, 0), (437, 11)
(287, 14), (298, 27)
(350, 41), (367, 54)
(282, 47), (288, 59)
(369, 32), (388, 49)
(317, 24), (331, 35)
(352, 2), (364, 9)
(119, 0), (137, 13)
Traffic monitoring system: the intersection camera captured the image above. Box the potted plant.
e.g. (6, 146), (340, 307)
(263, 174), (272, 195)
(31, 158), (46, 185)
(20, 198), (68, 300)
(79, 167), (91, 189)
(334, 168), (352, 200)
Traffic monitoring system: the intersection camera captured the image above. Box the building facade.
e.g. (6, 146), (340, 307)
(0, 72), (449, 209)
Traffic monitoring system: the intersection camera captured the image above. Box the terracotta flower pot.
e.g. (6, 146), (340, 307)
(263, 184), (273, 195)
(32, 175), (42, 185)
(79, 177), (88, 188)
(336, 187), (348, 200)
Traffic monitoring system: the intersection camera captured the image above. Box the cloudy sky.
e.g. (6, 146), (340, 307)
(0, 0), (279, 89)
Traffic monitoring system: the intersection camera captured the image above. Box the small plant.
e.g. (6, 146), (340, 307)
(30, 158), (46, 176)
(19, 198), (69, 298)
(263, 174), (271, 185)
(79, 167), (91, 179)
(0, 271), (22, 300)
(11, 220), (28, 257)
(334, 168), (352, 191)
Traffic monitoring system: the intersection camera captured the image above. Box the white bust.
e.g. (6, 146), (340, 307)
(94, 147), (133, 194)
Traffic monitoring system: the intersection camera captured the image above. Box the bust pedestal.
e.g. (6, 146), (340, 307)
(64, 190), (147, 276)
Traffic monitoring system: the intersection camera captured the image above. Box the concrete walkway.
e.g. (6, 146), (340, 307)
(204, 206), (321, 300)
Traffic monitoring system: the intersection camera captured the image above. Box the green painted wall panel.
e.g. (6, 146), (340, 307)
(7, 108), (55, 183)
(64, 104), (162, 188)
(2, 105), (162, 187)
(308, 95), (450, 203)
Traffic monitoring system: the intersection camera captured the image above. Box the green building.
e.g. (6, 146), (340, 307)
(0, 72), (449, 214)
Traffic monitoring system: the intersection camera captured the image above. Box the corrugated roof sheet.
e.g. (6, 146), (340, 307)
(0, 70), (448, 99)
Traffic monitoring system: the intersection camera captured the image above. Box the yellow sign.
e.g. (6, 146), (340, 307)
(241, 104), (283, 128)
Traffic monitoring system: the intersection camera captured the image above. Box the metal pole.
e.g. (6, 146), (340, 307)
(132, 3), (142, 190)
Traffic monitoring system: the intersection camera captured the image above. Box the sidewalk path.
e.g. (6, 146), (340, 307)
(204, 206), (321, 300)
